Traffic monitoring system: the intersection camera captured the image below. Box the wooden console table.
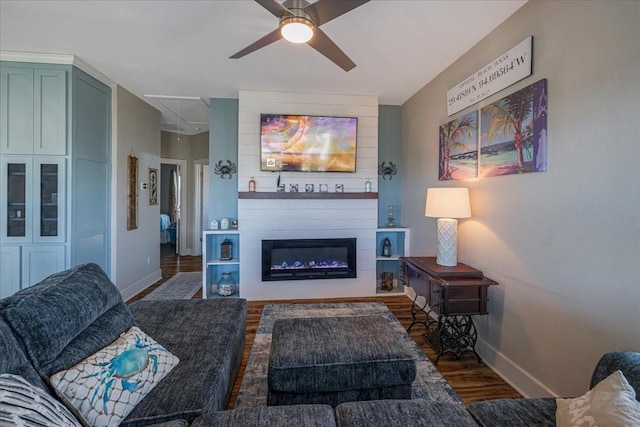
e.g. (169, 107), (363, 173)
(400, 256), (497, 363)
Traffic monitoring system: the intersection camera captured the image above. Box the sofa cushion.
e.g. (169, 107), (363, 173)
(192, 404), (337, 427)
(0, 317), (45, 390)
(335, 399), (477, 427)
(590, 351), (640, 398)
(50, 327), (179, 427)
(124, 298), (247, 427)
(556, 370), (640, 427)
(467, 397), (556, 427)
(0, 374), (82, 427)
(0, 263), (136, 378)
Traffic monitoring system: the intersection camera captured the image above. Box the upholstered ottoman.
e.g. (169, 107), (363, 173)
(267, 316), (417, 407)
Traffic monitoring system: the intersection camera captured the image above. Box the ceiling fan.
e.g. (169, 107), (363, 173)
(230, 0), (370, 72)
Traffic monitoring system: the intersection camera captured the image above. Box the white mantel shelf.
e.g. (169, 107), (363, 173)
(238, 192), (378, 200)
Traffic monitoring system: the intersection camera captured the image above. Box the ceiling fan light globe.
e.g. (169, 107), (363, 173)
(280, 17), (314, 43)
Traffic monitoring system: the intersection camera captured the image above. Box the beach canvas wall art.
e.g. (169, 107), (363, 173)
(480, 79), (547, 177)
(439, 110), (478, 180)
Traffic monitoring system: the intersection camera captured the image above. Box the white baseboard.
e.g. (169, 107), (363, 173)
(475, 337), (558, 398)
(120, 269), (162, 301)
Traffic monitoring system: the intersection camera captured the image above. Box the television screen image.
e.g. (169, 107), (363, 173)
(260, 114), (357, 172)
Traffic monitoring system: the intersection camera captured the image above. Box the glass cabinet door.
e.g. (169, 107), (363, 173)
(2, 158), (32, 242)
(34, 158), (65, 242)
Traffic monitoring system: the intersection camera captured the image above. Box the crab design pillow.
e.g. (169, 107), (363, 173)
(49, 327), (179, 426)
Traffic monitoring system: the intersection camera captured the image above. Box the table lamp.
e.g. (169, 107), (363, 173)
(425, 187), (471, 266)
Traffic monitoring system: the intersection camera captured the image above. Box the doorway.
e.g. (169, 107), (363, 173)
(193, 160), (209, 255)
(160, 158), (188, 255)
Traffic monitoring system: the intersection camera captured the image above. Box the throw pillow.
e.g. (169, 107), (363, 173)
(556, 370), (640, 427)
(0, 373), (82, 427)
(49, 326), (179, 427)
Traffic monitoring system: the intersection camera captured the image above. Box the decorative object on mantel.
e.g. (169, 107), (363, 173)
(319, 184), (328, 193)
(213, 160), (237, 179)
(290, 184), (298, 192)
(210, 220), (218, 230)
(305, 184), (314, 193)
(127, 154), (138, 230)
(335, 184), (344, 192)
(364, 178), (372, 192)
(480, 79), (547, 177)
(381, 272), (394, 291)
(378, 161), (398, 180)
(439, 110), (478, 181)
(386, 205), (396, 228)
(220, 217), (229, 230)
(425, 187), (471, 267)
(231, 219), (238, 230)
(277, 184), (285, 192)
(248, 176), (256, 192)
(216, 272), (236, 297)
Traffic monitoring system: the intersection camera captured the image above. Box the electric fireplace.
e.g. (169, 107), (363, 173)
(262, 238), (357, 281)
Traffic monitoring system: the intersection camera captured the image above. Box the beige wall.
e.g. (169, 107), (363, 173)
(402, 0), (639, 397)
(114, 85), (162, 298)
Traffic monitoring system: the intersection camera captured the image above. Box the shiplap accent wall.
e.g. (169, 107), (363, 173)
(237, 90), (379, 300)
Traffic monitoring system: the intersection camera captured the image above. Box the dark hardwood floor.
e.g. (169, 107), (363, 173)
(129, 246), (522, 407)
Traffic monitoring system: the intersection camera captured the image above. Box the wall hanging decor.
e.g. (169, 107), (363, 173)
(148, 168), (158, 205)
(127, 155), (138, 230)
(378, 161), (398, 180)
(480, 78), (547, 177)
(213, 160), (237, 179)
(439, 110), (478, 181)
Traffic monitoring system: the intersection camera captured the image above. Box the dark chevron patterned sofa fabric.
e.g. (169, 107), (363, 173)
(335, 399), (478, 427)
(268, 316), (416, 407)
(467, 350), (640, 427)
(192, 404), (337, 427)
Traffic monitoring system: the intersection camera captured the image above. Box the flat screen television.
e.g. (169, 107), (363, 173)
(260, 113), (357, 172)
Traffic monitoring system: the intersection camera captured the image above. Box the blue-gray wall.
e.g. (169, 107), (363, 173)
(208, 98), (239, 223)
(377, 105), (403, 226)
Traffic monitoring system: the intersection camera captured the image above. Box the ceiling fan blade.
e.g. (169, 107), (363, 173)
(229, 29), (283, 59)
(307, 28), (356, 71)
(255, 0), (291, 18)
(304, 0), (370, 26)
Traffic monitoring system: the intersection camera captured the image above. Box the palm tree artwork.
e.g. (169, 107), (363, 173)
(480, 79), (547, 177)
(439, 110), (478, 180)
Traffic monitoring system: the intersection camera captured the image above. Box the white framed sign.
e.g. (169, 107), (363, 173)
(447, 36), (532, 116)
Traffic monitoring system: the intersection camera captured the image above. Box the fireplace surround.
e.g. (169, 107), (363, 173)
(262, 238), (357, 281)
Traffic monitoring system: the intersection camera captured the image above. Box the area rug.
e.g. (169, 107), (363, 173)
(141, 272), (201, 300)
(235, 302), (461, 407)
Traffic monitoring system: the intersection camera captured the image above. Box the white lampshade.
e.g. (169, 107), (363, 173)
(280, 17), (314, 43)
(425, 187), (471, 267)
(425, 188), (471, 219)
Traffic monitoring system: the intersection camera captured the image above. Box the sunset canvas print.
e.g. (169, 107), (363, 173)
(480, 79), (547, 177)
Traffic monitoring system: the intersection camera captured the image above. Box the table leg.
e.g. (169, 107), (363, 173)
(407, 294), (436, 332)
(424, 315), (481, 364)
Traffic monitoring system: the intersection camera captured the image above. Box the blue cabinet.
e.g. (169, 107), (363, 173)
(202, 230), (240, 298)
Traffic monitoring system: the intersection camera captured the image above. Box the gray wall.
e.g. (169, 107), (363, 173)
(114, 85), (161, 297)
(402, 0), (639, 397)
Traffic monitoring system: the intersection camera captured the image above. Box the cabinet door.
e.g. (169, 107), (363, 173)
(33, 158), (65, 243)
(21, 245), (65, 288)
(0, 66), (34, 154)
(1, 157), (33, 243)
(34, 69), (67, 155)
(0, 245), (21, 298)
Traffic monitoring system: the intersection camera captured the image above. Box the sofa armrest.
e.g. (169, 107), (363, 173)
(467, 398), (556, 427)
(590, 351), (640, 398)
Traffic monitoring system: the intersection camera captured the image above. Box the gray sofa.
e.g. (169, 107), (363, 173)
(2, 262), (638, 426)
(0, 263), (247, 426)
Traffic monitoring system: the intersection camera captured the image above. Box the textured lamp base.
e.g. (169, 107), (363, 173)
(436, 218), (458, 266)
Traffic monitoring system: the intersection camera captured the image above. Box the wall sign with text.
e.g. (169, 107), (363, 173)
(447, 36), (532, 116)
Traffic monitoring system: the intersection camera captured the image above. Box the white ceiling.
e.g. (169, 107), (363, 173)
(0, 0), (527, 135)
